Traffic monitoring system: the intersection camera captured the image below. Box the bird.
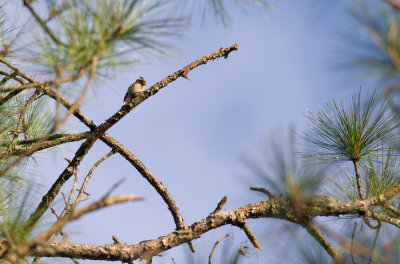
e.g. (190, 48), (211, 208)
(123, 76), (146, 105)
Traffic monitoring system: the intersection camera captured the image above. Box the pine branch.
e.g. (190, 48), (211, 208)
(302, 221), (344, 263)
(23, 0), (66, 46)
(24, 44), (239, 231)
(25, 194), (389, 262)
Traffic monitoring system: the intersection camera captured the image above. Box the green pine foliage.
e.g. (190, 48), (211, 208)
(29, 0), (185, 75)
(304, 90), (398, 162)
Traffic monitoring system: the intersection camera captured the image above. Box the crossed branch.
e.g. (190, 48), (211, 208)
(2, 41), (400, 263)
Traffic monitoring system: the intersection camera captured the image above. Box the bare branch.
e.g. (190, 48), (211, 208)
(0, 81), (47, 92)
(36, 85), (187, 228)
(35, 195), (142, 242)
(12, 194), (400, 262)
(23, 0), (66, 46)
(27, 45), (239, 231)
(208, 234), (229, 264)
(71, 150), (116, 210)
(2, 132), (91, 156)
(364, 211), (400, 228)
(234, 246), (248, 264)
(302, 221), (344, 264)
(352, 159), (364, 200)
(250, 186), (275, 199)
(25, 195), (358, 262)
(53, 56), (98, 131)
(241, 223), (260, 250)
(38, 86), (186, 229)
(369, 226), (380, 264)
(100, 134), (186, 229)
(368, 182), (400, 204)
(0, 58), (35, 83)
(383, 202), (400, 216)
(145, 44), (239, 98)
(112, 236), (121, 244)
(5, 90), (40, 153)
(212, 196), (227, 214)
(351, 222), (357, 264)
(102, 178), (125, 199)
(188, 241), (195, 253)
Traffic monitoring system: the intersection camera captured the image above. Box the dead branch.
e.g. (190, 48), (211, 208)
(208, 234), (229, 264)
(35, 195), (142, 242)
(302, 221), (344, 263)
(27, 195), (379, 262)
(250, 186), (275, 199)
(2, 132), (91, 156)
(212, 196), (227, 214)
(25, 44), (239, 232)
(71, 150), (116, 210)
(23, 0), (66, 46)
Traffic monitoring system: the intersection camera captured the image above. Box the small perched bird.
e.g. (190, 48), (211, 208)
(123, 76), (146, 105)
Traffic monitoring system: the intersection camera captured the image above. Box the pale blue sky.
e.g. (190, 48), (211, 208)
(6, 1), (377, 263)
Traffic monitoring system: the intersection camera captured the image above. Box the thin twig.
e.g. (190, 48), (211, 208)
(208, 234), (229, 264)
(318, 221), (390, 263)
(0, 57), (97, 177)
(2, 132), (91, 156)
(103, 177), (125, 199)
(34, 150), (115, 246)
(0, 81), (47, 92)
(351, 222), (357, 264)
(302, 221), (344, 264)
(383, 202), (400, 216)
(71, 150), (116, 211)
(0, 62), (31, 108)
(5, 90), (40, 154)
(250, 186), (275, 198)
(145, 44), (239, 99)
(34, 85), (186, 229)
(241, 222), (260, 250)
(35, 195), (142, 242)
(0, 89), (23, 107)
(0, 71), (24, 86)
(363, 216), (381, 229)
(53, 56), (98, 131)
(0, 132), (91, 168)
(353, 159), (364, 200)
(112, 236), (121, 244)
(54, 66), (62, 127)
(234, 246), (248, 264)
(0, 72), (89, 92)
(364, 211), (400, 228)
(23, 0), (66, 46)
(67, 171), (79, 209)
(26, 45), (239, 232)
(186, 241), (195, 253)
(368, 225), (381, 264)
(24, 196), (395, 263)
(0, 58), (86, 94)
(212, 196), (227, 214)
(0, 58), (35, 82)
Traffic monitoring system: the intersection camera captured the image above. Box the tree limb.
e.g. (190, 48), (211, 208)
(24, 44), (239, 232)
(27, 195), (375, 262)
(302, 221), (344, 263)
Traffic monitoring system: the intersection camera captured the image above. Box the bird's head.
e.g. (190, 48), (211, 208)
(138, 76), (146, 85)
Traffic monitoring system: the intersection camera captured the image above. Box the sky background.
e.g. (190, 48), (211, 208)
(5, 1), (381, 263)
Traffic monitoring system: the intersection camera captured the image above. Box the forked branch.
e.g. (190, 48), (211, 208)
(24, 44), (239, 232)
